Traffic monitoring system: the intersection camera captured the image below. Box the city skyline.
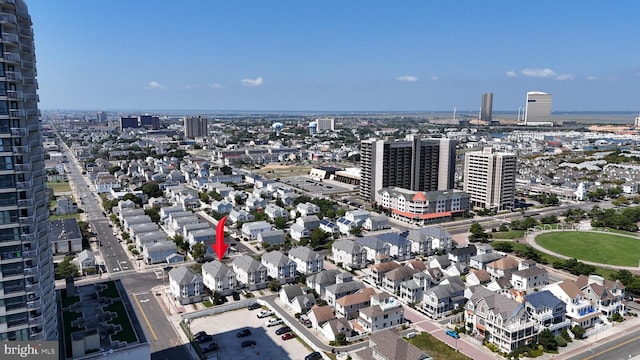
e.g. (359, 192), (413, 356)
(30, 1), (640, 112)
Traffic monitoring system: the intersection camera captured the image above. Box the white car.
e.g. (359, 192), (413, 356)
(265, 318), (283, 327)
(257, 310), (274, 318)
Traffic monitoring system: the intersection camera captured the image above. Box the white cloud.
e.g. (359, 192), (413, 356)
(241, 76), (264, 87)
(396, 75), (418, 82)
(555, 73), (575, 81)
(182, 84), (199, 90)
(520, 68), (557, 78)
(430, 76), (439, 81)
(146, 81), (167, 90)
(585, 75), (598, 81)
(208, 83), (223, 89)
(505, 70), (517, 78)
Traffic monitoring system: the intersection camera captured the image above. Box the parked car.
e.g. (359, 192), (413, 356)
(196, 334), (214, 343)
(275, 326), (291, 335)
(203, 342), (219, 353)
(265, 318), (283, 327)
(247, 303), (261, 310)
(257, 310), (275, 318)
(305, 352), (322, 360)
(192, 331), (208, 340)
(232, 292), (241, 301)
(236, 329), (252, 338)
(445, 329), (460, 339)
(240, 340), (256, 348)
(281, 333), (296, 340)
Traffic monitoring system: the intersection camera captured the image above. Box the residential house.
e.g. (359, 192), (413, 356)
(324, 273), (365, 306)
(368, 261), (402, 286)
(245, 195), (267, 212)
(279, 285), (316, 314)
(576, 275), (626, 317)
(448, 245), (477, 264)
(319, 218), (339, 235)
(241, 221), (272, 240)
(53, 196), (77, 215)
(135, 231), (167, 251)
(470, 252), (504, 270)
(202, 260), (237, 296)
(71, 250), (96, 274)
(306, 304), (336, 330)
(50, 218), (82, 254)
(143, 241), (178, 265)
(261, 251), (297, 285)
(321, 318), (353, 343)
(363, 215), (390, 232)
(210, 200), (233, 214)
(352, 329), (431, 360)
(465, 287), (539, 353)
(375, 232), (411, 261)
(288, 246), (324, 275)
(523, 290), (571, 335)
(332, 239), (367, 270)
(486, 256), (520, 279)
(229, 209), (254, 224)
(335, 288), (377, 319)
(297, 202), (320, 217)
(290, 223), (309, 242)
(181, 222), (210, 237)
(264, 204), (289, 221)
(356, 236), (391, 264)
(187, 228), (216, 247)
(421, 277), (466, 319)
(383, 267), (418, 294)
(355, 293), (404, 334)
(510, 267), (549, 292)
(168, 267), (204, 305)
(465, 269), (492, 287)
(544, 280), (600, 329)
(296, 215), (321, 231)
(405, 226), (452, 255)
(306, 270), (341, 298)
(345, 210), (370, 224)
(257, 230), (286, 247)
(232, 255), (268, 290)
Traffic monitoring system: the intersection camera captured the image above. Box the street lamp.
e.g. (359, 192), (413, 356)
(588, 348), (595, 360)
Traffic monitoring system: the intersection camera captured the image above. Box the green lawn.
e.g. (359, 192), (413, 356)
(492, 230), (525, 239)
(62, 310), (83, 358)
(407, 332), (471, 360)
(98, 281), (120, 299)
(536, 231), (640, 266)
(105, 301), (137, 343)
(47, 181), (72, 193)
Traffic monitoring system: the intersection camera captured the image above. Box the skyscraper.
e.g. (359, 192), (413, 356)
(0, 0), (57, 341)
(480, 93), (493, 122)
(360, 136), (456, 202)
(463, 148), (517, 210)
(524, 91), (553, 124)
(184, 116), (208, 139)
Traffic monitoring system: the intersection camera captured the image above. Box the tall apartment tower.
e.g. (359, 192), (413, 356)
(359, 136), (456, 202)
(480, 93), (493, 122)
(463, 148), (517, 211)
(315, 117), (335, 132)
(184, 116), (208, 139)
(0, 0), (57, 341)
(524, 91), (552, 124)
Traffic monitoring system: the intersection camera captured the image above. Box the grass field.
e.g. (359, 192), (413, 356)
(407, 332), (471, 360)
(50, 213), (80, 221)
(255, 164), (313, 179)
(47, 181), (72, 193)
(492, 230), (525, 239)
(536, 231), (640, 266)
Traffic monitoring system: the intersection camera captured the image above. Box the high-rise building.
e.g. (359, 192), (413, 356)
(119, 116), (138, 130)
(96, 111), (107, 123)
(0, 0), (57, 341)
(184, 116), (208, 139)
(480, 93), (493, 122)
(463, 148), (517, 210)
(316, 117), (335, 132)
(138, 114), (159, 130)
(524, 91), (552, 124)
(360, 136), (456, 202)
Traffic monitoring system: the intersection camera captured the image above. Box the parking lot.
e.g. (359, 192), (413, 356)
(282, 176), (354, 196)
(189, 307), (311, 360)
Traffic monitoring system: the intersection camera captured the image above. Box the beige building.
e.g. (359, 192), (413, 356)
(463, 147), (517, 210)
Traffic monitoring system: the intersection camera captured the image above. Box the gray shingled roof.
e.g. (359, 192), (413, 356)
(169, 266), (202, 285)
(232, 254), (266, 273)
(262, 251), (293, 267)
(202, 260), (234, 278)
(288, 246), (321, 262)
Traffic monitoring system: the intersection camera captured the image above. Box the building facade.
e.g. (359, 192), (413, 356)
(481, 92), (493, 122)
(184, 116), (208, 139)
(360, 135), (456, 202)
(524, 91), (553, 124)
(463, 147), (517, 210)
(0, 0), (57, 341)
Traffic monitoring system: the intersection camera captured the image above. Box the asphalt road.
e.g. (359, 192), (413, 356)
(565, 327), (640, 360)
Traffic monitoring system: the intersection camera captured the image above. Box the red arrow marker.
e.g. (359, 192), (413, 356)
(212, 215), (229, 260)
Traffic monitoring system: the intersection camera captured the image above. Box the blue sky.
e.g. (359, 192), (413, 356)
(28, 1), (640, 112)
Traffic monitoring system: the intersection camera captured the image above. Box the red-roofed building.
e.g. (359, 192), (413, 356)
(376, 187), (469, 225)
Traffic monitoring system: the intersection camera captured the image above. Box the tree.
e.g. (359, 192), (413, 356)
(335, 332), (347, 346)
(310, 228), (329, 248)
(140, 182), (163, 198)
(612, 269), (634, 285)
(123, 193), (142, 206)
(199, 192), (211, 204)
(107, 165), (122, 175)
(538, 328), (557, 351)
(491, 242), (513, 253)
(145, 208), (160, 223)
(469, 222), (489, 242)
(274, 216), (287, 229)
(571, 325), (585, 339)
(208, 191), (223, 201)
(612, 195), (630, 207)
(275, 198), (285, 208)
(350, 226), (363, 237)
(191, 242), (207, 260)
(220, 165), (233, 175)
(55, 255), (80, 280)
(268, 279), (280, 292)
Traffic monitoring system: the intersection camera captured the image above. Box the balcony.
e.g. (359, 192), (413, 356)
(0, 13), (16, 25)
(12, 145), (28, 155)
(20, 233), (35, 242)
(9, 109), (25, 117)
(29, 328), (44, 340)
(22, 249), (36, 258)
(17, 199), (33, 207)
(24, 265), (39, 275)
(26, 109), (39, 117)
(3, 51), (19, 63)
(23, 93), (38, 101)
(36, 213), (47, 223)
(28, 314), (43, 326)
(25, 282), (40, 293)
(2, 33), (19, 45)
(19, 215), (34, 225)
(6, 90), (22, 99)
(22, 76), (35, 85)
(4, 70), (21, 81)
(18, 24), (31, 37)
(15, 163), (31, 172)
(10, 127), (27, 136)
(0, 0), (16, 6)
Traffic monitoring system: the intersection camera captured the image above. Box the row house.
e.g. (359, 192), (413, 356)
(169, 214), (200, 233)
(261, 251), (297, 284)
(143, 241), (179, 265)
(159, 205), (183, 222)
(523, 290), (571, 335)
(241, 221), (272, 240)
(375, 232), (411, 261)
(232, 255), (268, 290)
(264, 204), (288, 221)
(362, 215), (390, 232)
(354, 293), (404, 334)
(118, 208), (145, 223)
(324, 273), (365, 306)
(279, 285), (316, 314)
(123, 215), (153, 233)
(332, 239), (367, 270)
(368, 261), (402, 286)
(187, 228), (216, 247)
(335, 288), (377, 319)
(168, 266), (204, 305)
(136, 230), (168, 251)
(400, 272), (434, 304)
(405, 226), (452, 255)
(129, 223), (160, 240)
(383, 267), (418, 294)
(306, 269), (342, 299)
(257, 230), (286, 247)
(202, 260), (237, 296)
(355, 236), (390, 264)
(288, 246), (323, 275)
(182, 222), (210, 237)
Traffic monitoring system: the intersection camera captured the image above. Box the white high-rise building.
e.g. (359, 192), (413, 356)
(0, 0), (57, 341)
(524, 91), (553, 124)
(316, 117), (335, 132)
(463, 148), (517, 211)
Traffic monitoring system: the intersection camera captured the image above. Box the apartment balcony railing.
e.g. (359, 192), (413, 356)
(36, 213), (47, 223)
(9, 109), (25, 117)
(19, 215), (35, 225)
(16, 181), (32, 190)
(28, 123), (40, 132)
(4, 70), (21, 80)
(23, 93), (38, 101)
(0, 13), (16, 24)
(10, 127), (27, 136)
(0, 0), (17, 6)
(25, 283), (40, 293)
(22, 249), (36, 258)
(3, 51), (20, 63)
(24, 265), (39, 275)
(3, 284), (25, 294)
(29, 328), (44, 339)
(15, 163), (31, 172)
(12, 145), (29, 155)
(20, 232), (35, 242)
(5, 90), (22, 99)
(28, 314), (43, 326)
(18, 24), (31, 37)
(26, 109), (40, 116)
(18, 198), (33, 207)
(2, 32), (19, 45)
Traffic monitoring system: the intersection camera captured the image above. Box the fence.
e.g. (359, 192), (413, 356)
(584, 323), (612, 338)
(181, 298), (258, 321)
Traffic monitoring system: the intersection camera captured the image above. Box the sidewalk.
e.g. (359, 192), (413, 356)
(152, 284), (201, 360)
